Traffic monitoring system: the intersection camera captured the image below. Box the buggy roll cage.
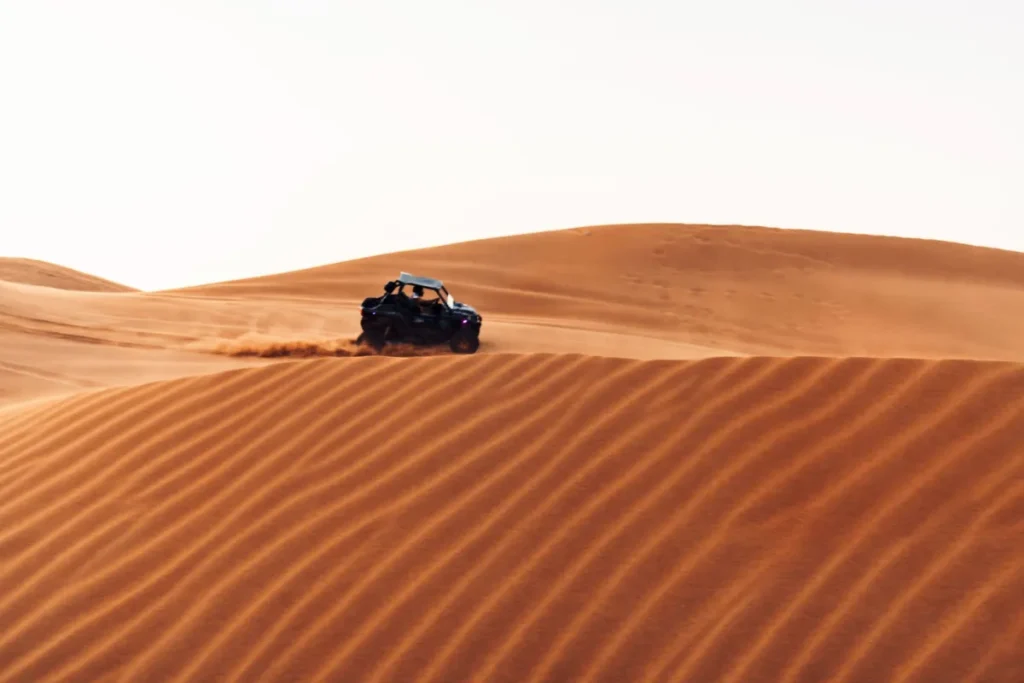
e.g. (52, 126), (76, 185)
(382, 273), (454, 309)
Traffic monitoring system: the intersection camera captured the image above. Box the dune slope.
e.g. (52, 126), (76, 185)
(166, 223), (1024, 360)
(0, 354), (1021, 683)
(0, 258), (136, 292)
(2, 224), (1022, 409)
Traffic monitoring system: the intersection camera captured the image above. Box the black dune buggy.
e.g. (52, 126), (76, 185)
(356, 272), (483, 353)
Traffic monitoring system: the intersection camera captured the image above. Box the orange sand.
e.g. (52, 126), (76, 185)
(1, 223), (1022, 682)
(0, 257), (137, 293)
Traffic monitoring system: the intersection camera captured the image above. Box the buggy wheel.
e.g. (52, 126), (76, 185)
(449, 331), (479, 354)
(359, 329), (386, 351)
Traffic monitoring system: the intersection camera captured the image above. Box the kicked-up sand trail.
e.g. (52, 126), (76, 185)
(1, 223), (1022, 682)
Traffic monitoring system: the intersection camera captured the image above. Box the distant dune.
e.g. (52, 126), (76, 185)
(1, 223), (1022, 682)
(166, 223), (1024, 360)
(0, 257), (136, 293)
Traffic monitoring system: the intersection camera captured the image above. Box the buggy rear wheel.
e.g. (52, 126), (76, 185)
(358, 329), (386, 351)
(449, 331), (479, 354)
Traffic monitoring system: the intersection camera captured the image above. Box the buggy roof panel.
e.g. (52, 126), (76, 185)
(397, 272), (445, 289)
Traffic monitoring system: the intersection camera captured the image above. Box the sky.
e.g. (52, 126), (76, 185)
(1, 0), (1021, 290)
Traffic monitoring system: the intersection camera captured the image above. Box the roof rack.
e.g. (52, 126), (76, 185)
(397, 272), (444, 289)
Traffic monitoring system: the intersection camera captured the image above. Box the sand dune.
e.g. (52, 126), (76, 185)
(0, 257), (136, 293)
(4, 223), (1023, 406)
(0, 354), (1020, 682)
(2, 223), (1023, 681)
(168, 223), (1024, 359)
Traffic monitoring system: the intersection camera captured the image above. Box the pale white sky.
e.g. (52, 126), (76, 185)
(1, 0), (1021, 290)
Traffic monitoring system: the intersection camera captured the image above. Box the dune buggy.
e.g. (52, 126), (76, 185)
(357, 272), (483, 353)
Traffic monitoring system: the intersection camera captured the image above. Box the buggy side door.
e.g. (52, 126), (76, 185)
(409, 291), (451, 342)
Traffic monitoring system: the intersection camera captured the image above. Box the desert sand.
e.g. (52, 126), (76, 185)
(0, 223), (1022, 682)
